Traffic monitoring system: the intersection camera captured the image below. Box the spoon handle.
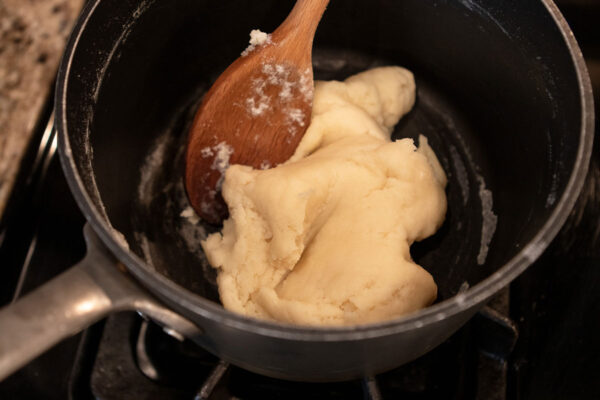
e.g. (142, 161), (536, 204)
(273, 0), (330, 46)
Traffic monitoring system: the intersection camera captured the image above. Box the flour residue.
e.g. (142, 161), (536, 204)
(207, 141), (233, 192)
(476, 175), (497, 265)
(111, 228), (130, 250)
(197, 141), (234, 207)
(241, 29), (272, 57)
(546, 187), (557, 208)
(210, 142), (234, 174)
(459, 0), (510, 37)
(134, 126), (211, 278)
(259, 160), (271, 170)
(174, 180), (208, 255)
(138, 133), (172, 207)
(180, 205), (201, 225)
(134, 231), (155, 267)
(200, 146), (214, 158)
(174, 179), (213, 283)
(245, 63), (312, 135)
(93, 0), (156, 102)
(544, 129), (558, 208)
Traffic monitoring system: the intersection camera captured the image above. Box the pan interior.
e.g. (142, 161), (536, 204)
(126, 47), (493, 304)
(64, 0), (584, 310)
(127, 46), (494, 304)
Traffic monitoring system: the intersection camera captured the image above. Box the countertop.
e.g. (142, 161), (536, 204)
(0, 0), (83, 220)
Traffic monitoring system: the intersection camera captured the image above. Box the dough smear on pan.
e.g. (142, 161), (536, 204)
(202, 67), (447, 326)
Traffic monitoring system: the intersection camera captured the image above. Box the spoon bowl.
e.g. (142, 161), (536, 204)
(185, 0), (330, 224)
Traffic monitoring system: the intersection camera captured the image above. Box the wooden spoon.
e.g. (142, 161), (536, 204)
(185, 0), (330, 224)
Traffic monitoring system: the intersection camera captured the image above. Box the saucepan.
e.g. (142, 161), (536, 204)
(0, 0), (593, 382)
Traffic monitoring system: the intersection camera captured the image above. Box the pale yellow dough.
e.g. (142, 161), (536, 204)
(202, 67), (447, 326)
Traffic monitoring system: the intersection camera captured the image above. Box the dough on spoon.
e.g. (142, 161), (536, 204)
(202, 66), (447, 326)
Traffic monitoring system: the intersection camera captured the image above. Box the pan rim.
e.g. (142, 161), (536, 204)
(56, 0), (594, 341)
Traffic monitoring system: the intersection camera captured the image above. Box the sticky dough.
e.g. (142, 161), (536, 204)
(202, 67), (447, 326)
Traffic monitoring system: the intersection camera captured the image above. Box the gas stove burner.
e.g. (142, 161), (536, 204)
(82, 303), (515, 400)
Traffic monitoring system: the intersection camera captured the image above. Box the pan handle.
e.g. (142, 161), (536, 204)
(0, 224), (199, 381)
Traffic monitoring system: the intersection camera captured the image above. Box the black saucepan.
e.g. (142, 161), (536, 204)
(0, 0), (594, 382)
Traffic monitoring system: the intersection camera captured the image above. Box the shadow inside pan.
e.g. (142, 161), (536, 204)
(69, 0), (583, 310)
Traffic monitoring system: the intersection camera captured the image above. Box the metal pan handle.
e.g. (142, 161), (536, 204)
(0, 224), (198, 381)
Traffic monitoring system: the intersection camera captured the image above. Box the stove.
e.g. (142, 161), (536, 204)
(1, 2), (599, 399)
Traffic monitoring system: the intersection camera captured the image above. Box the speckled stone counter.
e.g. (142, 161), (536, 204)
(0, 0), (83, 219)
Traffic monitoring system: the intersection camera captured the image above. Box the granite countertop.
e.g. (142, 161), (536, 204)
(0, 0), (83, 220)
